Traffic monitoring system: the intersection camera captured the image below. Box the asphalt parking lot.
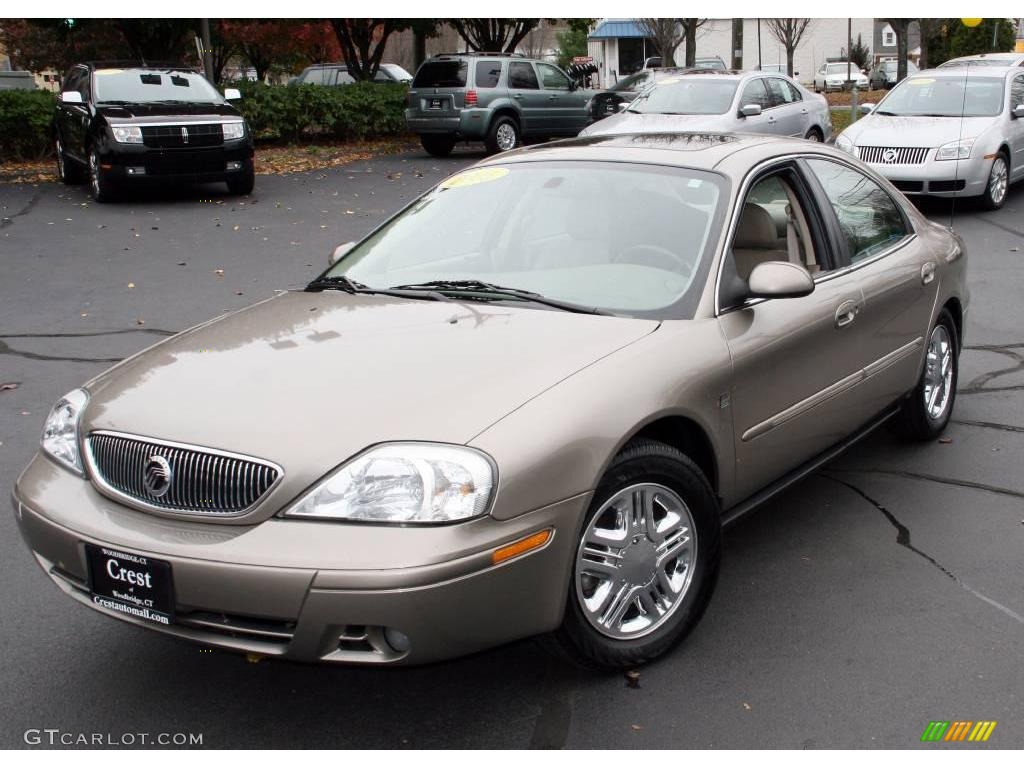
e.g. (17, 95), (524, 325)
(1, 147), (1022, 749)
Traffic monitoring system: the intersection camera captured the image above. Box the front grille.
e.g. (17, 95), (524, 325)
(928, 179), (966, 192)
(142, 123), (223, 149)
(891, 180), (924, 192)
(858, 146), (930, 165)
(86, 432), (281, 516)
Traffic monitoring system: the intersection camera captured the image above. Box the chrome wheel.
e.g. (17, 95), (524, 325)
(89, 150), (100, 197)
(988, 155), (1008, 206)
(495, 122), (517, 151)
(56, 139), (65, 180)
(924, 324), (954, 420)
(575, 483), (697, 640)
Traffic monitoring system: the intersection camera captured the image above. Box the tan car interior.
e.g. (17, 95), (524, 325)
(731, 174), (820, 281)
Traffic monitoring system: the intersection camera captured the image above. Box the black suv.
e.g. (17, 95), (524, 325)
(54, 63), (255, 202)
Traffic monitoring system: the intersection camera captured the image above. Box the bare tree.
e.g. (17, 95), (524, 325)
(764, 18), (813, 77)
(884, 18), (912, 83)
(679, 18), (708, 67)
(638, 18), (685, 67)
(450, 19), (541, 53)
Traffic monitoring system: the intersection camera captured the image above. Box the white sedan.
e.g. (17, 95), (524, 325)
(813, 62), (870, 93)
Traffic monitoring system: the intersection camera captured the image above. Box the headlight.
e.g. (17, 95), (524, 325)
(222, 121), (246, 141)
(283, 443), (495, 524)
(936, 138), (975, 161)
(835, 134), (856, 155)
(41, 388), (89, 475)
(110, 125), (143, 144)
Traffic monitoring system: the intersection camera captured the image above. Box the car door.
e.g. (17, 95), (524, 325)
(58, 66), (91, 162)
(535, 62), (589, 135)
(1009, 74), (1024, 180)
(736, 77), (781, 135)
(803, 157), (936, 415)
(716, 161), (870, 500)
(507, 61), (546, 135)
(764, 77), (806, 137)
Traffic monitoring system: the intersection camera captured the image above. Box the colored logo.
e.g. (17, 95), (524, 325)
(143, 455), (173, 498)
(921, 721), (997, 742)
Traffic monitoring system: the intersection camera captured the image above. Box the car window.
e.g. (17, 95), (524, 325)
(508, 62), (539, 90)
(630, 79), (739, 115)
(806, 159), (909, 264)
(93, 69), (222, 104)
(739, 78), (770, 109)
(536, 63), (571, 90)
(475, 60), (502, 88)
(334, 69), (355, 85)
(372, 70), (393, 82)
(301, 68), (329, 85)
(1012, 75), (1024, 108)
(413, 60), (468, 88)
(765, 78), (798, 106)
(877, 76), (1004, 117)
(62, 68), (86, 98)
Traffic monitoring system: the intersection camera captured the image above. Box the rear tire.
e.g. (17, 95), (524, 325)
(485, 115), (519, 155)
(546, 439), (721, 670)
(227, 167), (255, 196)
(980, 151), (1009, 211)
(894, 309), (959, 441)
(420, 135), (455, 157)
(804, 127), (823, 142)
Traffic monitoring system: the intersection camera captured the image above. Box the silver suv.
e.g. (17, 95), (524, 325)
(406, 53), (594, 156)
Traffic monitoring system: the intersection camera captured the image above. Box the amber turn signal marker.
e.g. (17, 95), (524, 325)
(492, 529), (553, 565)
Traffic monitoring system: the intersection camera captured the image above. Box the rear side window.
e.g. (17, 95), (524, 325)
(414, 60), (468, 88)
(508, 62), (539, 89)
(475, 60), (502, 88)
(1012, 75), (1024, 108)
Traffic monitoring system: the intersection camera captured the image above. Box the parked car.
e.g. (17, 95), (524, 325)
(835, 65), (1024, 209)
(588, 67), (696, 119)
(292, 62), (413, 86)
(581, 70), (832, 142)
(644, 56), (728, 71)
(53, 63), (254, 202)
(813, 61), (870, 92)
(867, 59), (919, 89)
(405, 52), (594, 156)
(14, 131), (967, 669)
(0, 70), (38, 90)
(938, 52), (1024, 68)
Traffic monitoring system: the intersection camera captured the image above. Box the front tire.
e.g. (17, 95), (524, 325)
(980, 151), (1009, 211)
(420, 134), (455, 157)
(88, 148), (117, 203)
(547, 439), (721, 670)
(895, 309), (959, 440)
(804, 127), (823, 142)
(55, 137), (84, 184)
(227, 167), (255, 196)
(485, 115), (519, 155)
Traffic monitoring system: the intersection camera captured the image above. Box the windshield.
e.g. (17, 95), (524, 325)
(323, 162), (725, 318)
(93, 69), (224, 104)
(630, 79), (739, 115)
(877, 76), (1004, 117)
(939, 58), (1016, 68)
(826, 63), (856, 74)
(882, 61), (918, 73)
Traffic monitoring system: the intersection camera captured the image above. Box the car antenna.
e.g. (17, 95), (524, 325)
(949, 63), (970, 231)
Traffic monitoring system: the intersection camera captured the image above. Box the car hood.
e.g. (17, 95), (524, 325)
(842, 114), (997, 147)
(82, 291), (658, 518)
(583, 111), (730, 136)
(96, 102), (242, 123)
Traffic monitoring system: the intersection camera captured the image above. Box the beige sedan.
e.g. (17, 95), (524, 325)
(14, 132), (968, 669)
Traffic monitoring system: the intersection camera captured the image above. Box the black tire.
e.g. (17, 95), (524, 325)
(894, 308), (959, 441)
(55, 136), (85, 184)
(227, 168), (255, 196)
(546, 439), (721, 670)
(420, 134), (455, 157)
(88, 147), (117, 203)
(804, 127), (823, 143)
(979, 151), (1009, 211)
(484, 115), (519, 155)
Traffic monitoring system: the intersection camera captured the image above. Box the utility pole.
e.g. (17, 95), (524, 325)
(757, 19), (762, 69)
(731, 18), (743, 69)
(200, 18), (214, 82)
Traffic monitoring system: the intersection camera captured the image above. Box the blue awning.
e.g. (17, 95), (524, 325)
(588, 20), (649, 40)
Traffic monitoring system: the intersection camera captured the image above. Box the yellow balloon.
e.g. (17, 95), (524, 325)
(961, 18), (983, 28)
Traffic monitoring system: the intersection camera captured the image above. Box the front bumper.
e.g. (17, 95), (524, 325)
(859, 153), (992, 198)
(100, 140), (254, 184)
(13, 453), (586, 665)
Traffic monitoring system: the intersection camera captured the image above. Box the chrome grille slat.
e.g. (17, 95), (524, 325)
(857, 146), (930, 165)
(86, 432), (280, 516)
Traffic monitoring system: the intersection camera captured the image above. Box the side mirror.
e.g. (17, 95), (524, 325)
(60, 91), (83, 104)
(1013, 104), (1024, 119)
(568, 79), (578, 91)
(329, 241), (355, 265)
(224, 88), (241, 100)
(859, 102), (875, 115)
(747, 261), (814, 299)
(739, 103), (762, 118)
(794, 71), (800, 77)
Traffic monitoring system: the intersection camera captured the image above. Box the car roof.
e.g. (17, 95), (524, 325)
(479, 132), (847, 174)
(915, 65), (1020, 79)
(943, 53), (1024, 63)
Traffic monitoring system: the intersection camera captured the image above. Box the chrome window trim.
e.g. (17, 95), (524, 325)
(713, 151), (918, 317)
(107, 120), (243, 128)
(83, 429), (283, 518)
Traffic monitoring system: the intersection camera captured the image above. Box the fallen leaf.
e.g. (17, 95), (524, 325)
(233, 225), (240, 231)
(177, 261), (187, 266)
(80, 312), (88, 317)
(630, 725), (643, 731)
(127, 282), (135, 289)
(214, 269), (224, 277)
(743, 702), (751, 710)
(625, 670), (641, 688)
(938, 437), (953, 444)
(136, 318), (145, 326)
(0, 382), (19, 391)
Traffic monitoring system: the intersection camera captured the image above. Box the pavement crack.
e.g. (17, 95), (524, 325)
(827, 467), (1024, 500)
(826, 475), (1024, 626)
(973, 214), (1024, 239)
(0, 340), (122, 364)
(960, 343), (1024, 394)
(0, 189), (41, 229)
(527, 658), (578, 749)
(0, 328), (175, 339)
(950, 418), (1024, 434)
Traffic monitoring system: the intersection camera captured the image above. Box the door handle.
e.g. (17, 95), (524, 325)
(512, 94), (523, 100)
(548, 94), (557, 100)
(921, 261), (936, 285)
(834, 300), (860, 328)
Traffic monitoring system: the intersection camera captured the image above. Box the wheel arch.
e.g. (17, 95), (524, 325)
(485, 106), (521, 134)
(942, 296), (964, 353)
(625, 415), (719, 495)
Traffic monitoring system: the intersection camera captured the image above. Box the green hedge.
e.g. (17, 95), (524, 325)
(231, 81), (408, 143)
(0, 90), (57, 160)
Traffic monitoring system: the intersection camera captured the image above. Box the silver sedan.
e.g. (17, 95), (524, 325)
(835, 66), (1024, 209)
(580, 70), (832, 142)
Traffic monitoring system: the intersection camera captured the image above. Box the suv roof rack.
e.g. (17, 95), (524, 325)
(85, 59), (197, 71)
(434, 52), (525, 58)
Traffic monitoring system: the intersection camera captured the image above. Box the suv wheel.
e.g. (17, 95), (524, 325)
(485, 116), (519, 154)
(227, 167), (255, 196)
(55, 137), (84, 184)
(88, 148), (117, 203)
(546, 439), (721, 670)
(420, 135), (455, 157)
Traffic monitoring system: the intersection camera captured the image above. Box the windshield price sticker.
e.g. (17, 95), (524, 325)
(440, 167), (510, 189)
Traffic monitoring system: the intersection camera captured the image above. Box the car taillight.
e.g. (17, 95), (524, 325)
(465, 90), (477, 106)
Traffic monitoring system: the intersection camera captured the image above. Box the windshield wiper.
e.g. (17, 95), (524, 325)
(390, 280), (613, 315)
(873, 109), (898, 115)
(306, 275), (449, 302)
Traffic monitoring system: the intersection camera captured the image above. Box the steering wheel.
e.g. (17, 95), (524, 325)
(616, 244), (693, 278)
